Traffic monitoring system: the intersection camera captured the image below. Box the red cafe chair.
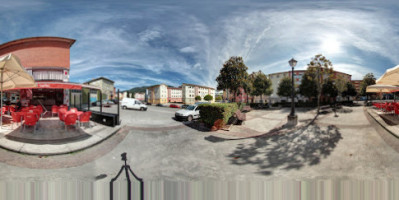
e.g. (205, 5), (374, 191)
(58, 108), (68, 124)
(1, 107), (6, 115)
(22, 112), (39, 133)
(70, 108), (78, 113)
(79, 111), (92, 128)
(64, 113), (78, 131)
(51, 105), (59, 117)
(9, 106), (15, 113)
(395, 106), (399, 117)
(37, 105), (43, 115)
(11, 112), (22, 129)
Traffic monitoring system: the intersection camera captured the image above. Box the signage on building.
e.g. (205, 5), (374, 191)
(63, 70), (69, 82)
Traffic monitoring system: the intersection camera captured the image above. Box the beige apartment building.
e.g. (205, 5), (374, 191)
(84, 77), (115, 100)
(147, 84), (168, 104)
(268, 70), (352, 103)
(182, 83), (215, 104)
(168, 87), (183, 103)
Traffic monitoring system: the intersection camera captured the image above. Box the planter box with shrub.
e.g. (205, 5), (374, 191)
(199, 103), (238, 127)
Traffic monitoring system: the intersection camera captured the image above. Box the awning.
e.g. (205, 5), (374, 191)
(5, 82), (100, 91)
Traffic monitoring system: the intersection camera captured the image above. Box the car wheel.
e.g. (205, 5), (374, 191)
(187, 115), (193, 122)
(140, 107), (144, 111)
(122, 106), (127, 109)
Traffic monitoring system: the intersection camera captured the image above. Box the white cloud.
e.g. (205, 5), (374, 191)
(7, 1), (397, 90)
(180, 46), (196, 53)
(138, 28), (162, 43)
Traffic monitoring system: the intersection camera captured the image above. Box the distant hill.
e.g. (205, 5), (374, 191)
(124, 85), (176, 94)
(124, 86), (148, 94)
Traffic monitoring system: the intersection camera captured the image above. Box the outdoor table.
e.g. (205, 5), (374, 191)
(63, 111), (83, 118)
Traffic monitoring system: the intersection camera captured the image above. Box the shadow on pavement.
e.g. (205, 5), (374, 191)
(179, 119), (211, 132)
(227, 121), (342, 175)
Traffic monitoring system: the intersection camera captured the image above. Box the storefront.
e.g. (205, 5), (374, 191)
(0, 37), (100, 110)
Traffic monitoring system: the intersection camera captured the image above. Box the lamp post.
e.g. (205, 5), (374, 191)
(287, 58), (298, 126)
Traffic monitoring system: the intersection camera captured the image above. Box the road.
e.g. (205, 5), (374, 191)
(90, 104), (183, 127)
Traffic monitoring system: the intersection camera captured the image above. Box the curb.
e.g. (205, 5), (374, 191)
(365, 108), (399, 139)
(0, 125), (123, 156)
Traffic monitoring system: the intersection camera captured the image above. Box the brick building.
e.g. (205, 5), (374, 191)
(0, 37), (99, 109)
(351, 80), (362, 94)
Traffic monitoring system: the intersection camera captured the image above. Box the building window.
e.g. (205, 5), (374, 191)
(32, 70), (64, 81)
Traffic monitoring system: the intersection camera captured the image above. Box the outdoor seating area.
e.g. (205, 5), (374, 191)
(371, 102), (399, 126)
(4, 104), (93, 133)
(53, 105), (92, 130)
(373, 102), (399, 115)
(0, 103), (98, 144)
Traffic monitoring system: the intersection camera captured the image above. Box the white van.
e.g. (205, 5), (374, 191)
(121, 98), (147, 111)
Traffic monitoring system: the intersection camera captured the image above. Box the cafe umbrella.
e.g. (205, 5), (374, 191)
(0, 54), (36, 127)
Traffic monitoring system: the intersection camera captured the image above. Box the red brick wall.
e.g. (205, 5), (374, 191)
(0, 37), (74, 69)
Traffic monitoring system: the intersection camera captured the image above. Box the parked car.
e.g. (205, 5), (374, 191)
(146, 102), (152, 105)
(91, 101), (100, 106)
(156, 103), (167, 107)
(359, 96), (367, 101)
(102, 100), (115, 105)
(169, 104), (180, 108)
(175, 104), (202, 121)
(121, 98), (147, 111)
(111, 99), (119, 104)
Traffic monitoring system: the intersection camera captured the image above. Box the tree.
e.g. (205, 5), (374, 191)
(204, 94), (213, 102)
(299, 69), (318, 101)
(342, 82), (357, 101)
(277, 77), (293, 100)
(216, 56), (249, 102)
(242, 76), (254, 103)
(322, 79), (338, 104)
(334, 75), (349, 98)
(307, 54), (333, 113)
(360, 73), (376, 96)
(215, 96), (222, 101)
(251, 71), (273, 103)
(195, 96), (201, 101)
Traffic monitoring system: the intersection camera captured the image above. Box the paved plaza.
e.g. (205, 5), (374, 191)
(0, 104), (399, 185)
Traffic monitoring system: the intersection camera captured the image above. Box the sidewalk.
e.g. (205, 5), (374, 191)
(0, 118), (122, 155)
(213, 108), (317, 139)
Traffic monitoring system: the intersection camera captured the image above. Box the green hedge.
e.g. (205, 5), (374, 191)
(199, 103), (238, 127)
(237, 102), (246, 111)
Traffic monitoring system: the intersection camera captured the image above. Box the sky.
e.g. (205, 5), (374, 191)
(0, 0), (398, 90)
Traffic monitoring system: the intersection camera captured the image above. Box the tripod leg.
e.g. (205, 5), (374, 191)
(110, 166), (126, 200)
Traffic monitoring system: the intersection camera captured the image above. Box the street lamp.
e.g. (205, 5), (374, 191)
(287, 58), (298, 126)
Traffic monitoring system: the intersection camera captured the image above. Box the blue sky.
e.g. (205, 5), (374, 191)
(0, 0), (398, 90)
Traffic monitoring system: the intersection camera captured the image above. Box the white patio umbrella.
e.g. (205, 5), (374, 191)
(376, 65), (399, 85)
(366, 84), (399, 93)
(0, 54), (36, 126)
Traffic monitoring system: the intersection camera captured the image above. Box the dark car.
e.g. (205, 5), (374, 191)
(156, 103), (166, 107)
(111, 99), (119, 104)
(146, 102), (152, 105)
(169, 104), (180, 108)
